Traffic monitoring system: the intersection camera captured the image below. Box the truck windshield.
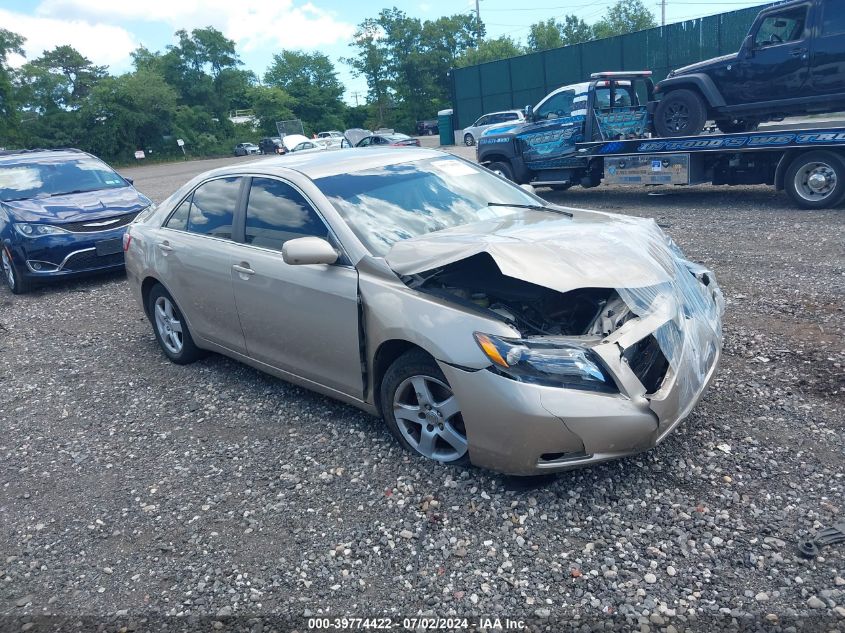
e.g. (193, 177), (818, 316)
(316, 156), (542, 256)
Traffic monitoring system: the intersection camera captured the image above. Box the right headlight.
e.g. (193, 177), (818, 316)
(474, 332), (617, 393)
(13, 223), (70, 237)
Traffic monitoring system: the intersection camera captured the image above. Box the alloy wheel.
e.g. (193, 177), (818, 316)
(392, 375), (468, 462)
(154, 295), (184, 354)
(664, 102), (689, 132)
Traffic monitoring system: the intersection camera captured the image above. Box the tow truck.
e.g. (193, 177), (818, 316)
(476, 71), (845, 209)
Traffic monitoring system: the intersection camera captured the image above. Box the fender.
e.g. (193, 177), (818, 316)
(656, 73), (726, 109)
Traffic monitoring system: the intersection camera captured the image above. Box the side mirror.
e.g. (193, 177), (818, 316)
(524, 105), (533, 120)
(282, 236), (338, 266)
(123, 176), (134, 185)
(520, 184), (536, 194)
(740, 34), (755, 58)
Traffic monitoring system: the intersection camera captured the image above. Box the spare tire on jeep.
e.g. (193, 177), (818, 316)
(654, 89), (707, 137)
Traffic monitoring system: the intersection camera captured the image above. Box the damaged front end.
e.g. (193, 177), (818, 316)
(386, 210), (724, 472)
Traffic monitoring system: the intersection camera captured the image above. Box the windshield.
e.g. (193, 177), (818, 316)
(316, 156), (543, 256)
(0, 156), (127, 202)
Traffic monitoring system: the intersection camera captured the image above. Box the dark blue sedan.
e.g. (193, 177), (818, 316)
(0, 148), (152, 294)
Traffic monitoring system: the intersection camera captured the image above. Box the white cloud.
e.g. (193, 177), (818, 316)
(36, 0), (356, 52)
(0, 8), (137, 69)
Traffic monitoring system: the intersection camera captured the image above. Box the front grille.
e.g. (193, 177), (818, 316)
(624, 334), (669, 394)
(59, 212), (138, 233)
(63, 250), (124, 271)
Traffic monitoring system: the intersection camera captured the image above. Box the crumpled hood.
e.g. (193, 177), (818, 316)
(669, 53), (737, 77)
(2, 186), (150, 223)
(385, 208), (677, 294)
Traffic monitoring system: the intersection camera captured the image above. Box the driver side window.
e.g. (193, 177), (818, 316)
(535, 91), (575, 120)
(754, 8), (807, 47)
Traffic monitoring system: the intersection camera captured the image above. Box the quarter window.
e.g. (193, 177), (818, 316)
(165, 198), (191, 230)
(244, 177), (328, 251)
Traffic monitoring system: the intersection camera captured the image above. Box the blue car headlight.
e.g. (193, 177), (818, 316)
(474, 332), (617, 393)
(13, 223), (70, 237)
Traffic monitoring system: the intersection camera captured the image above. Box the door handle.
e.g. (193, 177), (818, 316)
(232, 263), (255, 275)
(157, 241), (174, 253)
(790, 47), (807, 57)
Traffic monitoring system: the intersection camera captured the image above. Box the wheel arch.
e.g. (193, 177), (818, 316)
(657, 74), (726, 110)
(371, 339), (434, 415)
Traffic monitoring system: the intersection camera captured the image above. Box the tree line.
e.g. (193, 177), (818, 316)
(0, 0), (655, 163)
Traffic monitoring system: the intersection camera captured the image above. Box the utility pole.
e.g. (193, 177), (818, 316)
(661, 0), (666, 26)
(475, 0), (481, 47)
(351, 91), (361, 107)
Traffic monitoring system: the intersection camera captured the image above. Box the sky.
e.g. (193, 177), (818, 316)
(2, 0), (770, 104)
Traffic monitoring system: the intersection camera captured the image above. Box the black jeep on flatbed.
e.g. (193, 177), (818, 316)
(654, 0), (845, 136)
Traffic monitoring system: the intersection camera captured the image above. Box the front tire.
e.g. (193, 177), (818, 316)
(147, 284), (205, 364)
(464, 133), (475, 146)
(380, 350), (469, 466)
(2, 248), (31, 295)
(654, 89), (707, 137)
(487, 161), (514, 181)
(784, 151), (845, 209)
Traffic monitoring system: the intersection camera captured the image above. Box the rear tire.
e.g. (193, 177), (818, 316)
(654, 89), (707, 137)
(464, 133), (475, 146)
(487, 161), (514, 181)
(2, 248), (31, 295)
(380, 349), (470, 467)
(784, 150), (845, 209)
(716, 118), (759, 134)
(147, 284), (205, 364)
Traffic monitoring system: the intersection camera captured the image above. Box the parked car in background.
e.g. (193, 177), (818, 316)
(462, 110), (525, 146)
(258, 137), (285, 155)
(356, 132), (420, 148)
(124, 148), (723, 475)
(282, 134), (328, 154)
(654, 0), (845, 136)
(0, 148), (152, 294)
(318, 131), (344, 140)
(416, 120), (439, 136)
(234, 142), (259, 156)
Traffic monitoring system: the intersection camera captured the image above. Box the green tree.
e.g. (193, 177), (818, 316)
(0, 29), (25, 144)
(19, 45), (107, 113)
(455, 36), (524, 68)
(264, 50), (345, 133)
(527, 16), (593, 52)
(593, 0), (657, 39)
(248, 85), (297, 136)
(343, 19), (391, 127)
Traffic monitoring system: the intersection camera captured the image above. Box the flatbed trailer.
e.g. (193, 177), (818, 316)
(476, 72), (845, 209)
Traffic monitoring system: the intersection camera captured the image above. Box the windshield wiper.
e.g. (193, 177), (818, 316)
(487, 202), (573, 218)
(48, 188), (103, 197)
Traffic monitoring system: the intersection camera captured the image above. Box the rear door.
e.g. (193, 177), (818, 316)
(231, 176), (362, 398)
(731, 3), (813, 106)
(810, 0), (845, 95)
(156, 176), (247, 354)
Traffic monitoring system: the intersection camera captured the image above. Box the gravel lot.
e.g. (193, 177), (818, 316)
(1, 146), (844, 632)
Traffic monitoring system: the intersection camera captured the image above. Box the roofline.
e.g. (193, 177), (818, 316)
(0, 147), (86, 158)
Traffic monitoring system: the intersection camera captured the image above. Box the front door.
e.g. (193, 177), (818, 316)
(517, 88), (585, 169)
(231, 176), (363, 399)
(723, 4), (812, 107)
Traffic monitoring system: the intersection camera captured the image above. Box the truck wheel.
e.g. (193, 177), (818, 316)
(487, 161), (514, 181)
(654, 89), (707, 137)
(464, 133), (475, 146)
(716, 118), (759, 134)
(784, 151), (845, 209)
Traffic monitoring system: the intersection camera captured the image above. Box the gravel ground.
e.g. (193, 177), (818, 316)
(1, 148), (843, 632)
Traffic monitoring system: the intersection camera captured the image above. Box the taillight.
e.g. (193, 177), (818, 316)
(122, 232), (132, 252)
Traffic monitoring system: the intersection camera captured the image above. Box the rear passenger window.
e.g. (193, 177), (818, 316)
(245, 177), (328, 251)
(822, 1), (845, 35)
(185, 177), (240, 239)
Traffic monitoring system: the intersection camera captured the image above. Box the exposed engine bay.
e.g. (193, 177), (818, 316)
(404, 253), (635, 337)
